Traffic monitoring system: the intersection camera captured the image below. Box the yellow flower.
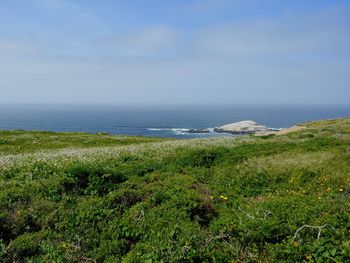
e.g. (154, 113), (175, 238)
(220, 195), (228, 200)
(339, 188), (344, 192)
(209, 196), (214, 199)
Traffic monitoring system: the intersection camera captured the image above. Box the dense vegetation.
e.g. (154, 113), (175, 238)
(1, 118), (350, 262)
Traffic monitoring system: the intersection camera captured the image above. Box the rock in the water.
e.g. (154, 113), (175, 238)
(188, 128), (210, 133)
(214, 120), (268, 134)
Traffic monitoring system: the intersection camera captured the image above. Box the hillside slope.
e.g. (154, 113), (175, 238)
(1, 118), (350, 262)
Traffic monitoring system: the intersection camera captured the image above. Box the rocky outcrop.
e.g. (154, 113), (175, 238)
(214, 120), (268, 134)
(188, 128), (210, 134)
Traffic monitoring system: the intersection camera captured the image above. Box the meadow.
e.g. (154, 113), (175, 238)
(0, 118), (350, 262)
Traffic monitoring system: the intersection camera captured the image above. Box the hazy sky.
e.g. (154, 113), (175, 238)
(0, 0), (349, 105)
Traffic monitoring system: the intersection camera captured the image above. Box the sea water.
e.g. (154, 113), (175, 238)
(0, 104), (349, 138)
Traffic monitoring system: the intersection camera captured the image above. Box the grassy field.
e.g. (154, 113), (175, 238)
(0, 118), (350, 262)
(0, 130), (165, 155)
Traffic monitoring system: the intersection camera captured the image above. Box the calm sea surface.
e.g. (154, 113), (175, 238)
(0, 105), (349, 138)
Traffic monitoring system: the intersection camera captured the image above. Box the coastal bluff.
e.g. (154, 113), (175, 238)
(214, 120), (268, 134)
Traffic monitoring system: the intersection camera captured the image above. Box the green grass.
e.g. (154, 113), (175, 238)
(0, 130), (166, 155)
(1, 118), (350, 262)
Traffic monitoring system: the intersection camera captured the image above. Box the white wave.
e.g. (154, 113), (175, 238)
(147, 127), (191, 134)
(147, 128), (165, 131)
(147, 127), (216, 135)
(170, 128), (190, 132)
(171, 128), (191, 135)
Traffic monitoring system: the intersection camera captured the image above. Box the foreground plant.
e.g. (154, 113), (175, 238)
(0, 118), (350, 262)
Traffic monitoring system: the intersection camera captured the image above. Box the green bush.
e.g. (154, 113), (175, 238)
(0, 118), (350, 262)
(7, 232), (44, 261)
(62, 164), (127, 195)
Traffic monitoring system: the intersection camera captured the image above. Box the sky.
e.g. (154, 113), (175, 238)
(0, 0), (349, 105)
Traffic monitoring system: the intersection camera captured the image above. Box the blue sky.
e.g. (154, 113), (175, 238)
(0, 0), (349, 104)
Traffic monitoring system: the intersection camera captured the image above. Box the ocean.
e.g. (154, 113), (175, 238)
(0, 104), (349, 138)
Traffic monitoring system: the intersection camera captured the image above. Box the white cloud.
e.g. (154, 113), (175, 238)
(0, 6), (349, 104)
(191, 7), (350, 60)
